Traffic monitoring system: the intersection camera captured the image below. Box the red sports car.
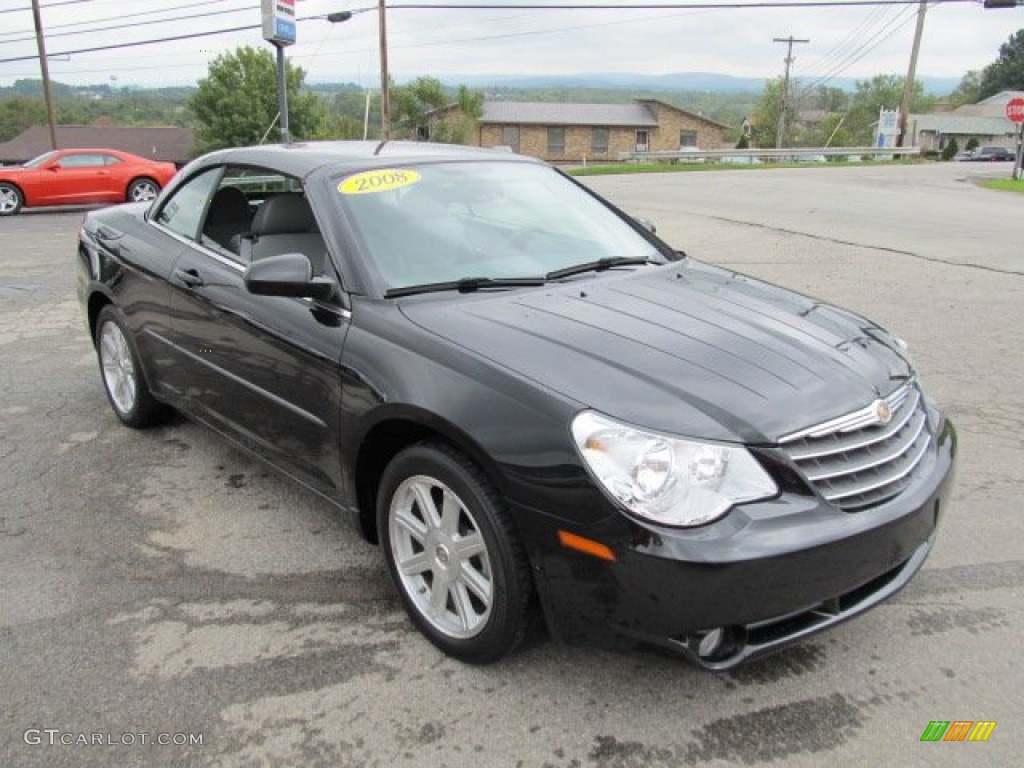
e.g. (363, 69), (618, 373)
(0, 148), (178, 216)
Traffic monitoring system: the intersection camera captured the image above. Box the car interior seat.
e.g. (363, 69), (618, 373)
(239, 193), (328, 275)
(202, 185), (252, 253)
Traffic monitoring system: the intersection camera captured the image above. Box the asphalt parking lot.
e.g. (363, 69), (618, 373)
(2, 162), (1021, 767)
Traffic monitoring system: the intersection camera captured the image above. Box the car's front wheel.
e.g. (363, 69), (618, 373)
(126, 177), (160, 203)
(95, 305), (170, 428)
(0, 182), (23, 215)
(378, 442), (532, 663)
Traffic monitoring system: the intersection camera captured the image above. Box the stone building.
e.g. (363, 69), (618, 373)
(426, 99), (728, 162)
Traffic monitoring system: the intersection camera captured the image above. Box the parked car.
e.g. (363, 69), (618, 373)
(0, 148), (177, 215)
(956, 146), (1015, 162)
(77, 142), (956, 668)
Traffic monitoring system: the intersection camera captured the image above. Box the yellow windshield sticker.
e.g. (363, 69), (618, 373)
(338, 169), (421, 195)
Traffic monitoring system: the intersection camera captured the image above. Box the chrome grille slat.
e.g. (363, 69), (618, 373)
(803, 409), (927, 482)
(820, 431), (930, 502)
(779, 381), (931, 511)
(786, 388), (921, 461)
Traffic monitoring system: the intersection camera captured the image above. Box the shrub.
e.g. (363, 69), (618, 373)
(941, 138), (959, 161)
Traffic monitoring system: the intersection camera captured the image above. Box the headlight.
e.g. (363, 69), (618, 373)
(571, 411), (777, 527)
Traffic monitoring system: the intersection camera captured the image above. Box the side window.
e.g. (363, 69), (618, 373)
(58, 153), (107, 168)
(102, 154), (123, 166)
(547, 127), (565, 156)
(155, 168), (221, 241)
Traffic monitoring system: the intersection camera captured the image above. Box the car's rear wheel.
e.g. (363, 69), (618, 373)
(95, 305), (170, 428)
(0, 182), (23, 216)
(127, 177), (160, 203)
(378, 442), (532, 663)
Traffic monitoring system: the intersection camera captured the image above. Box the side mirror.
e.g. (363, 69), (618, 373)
(244, 253), (336, 301)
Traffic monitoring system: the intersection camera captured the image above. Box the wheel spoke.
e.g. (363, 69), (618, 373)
(397, 550), (431, 577)
(453, 531), (485, 560)
(428, 579), (451, 619)
(458, 562), (492, 604)
(393, 504), (427, 543)
(439, 489), (461, 538)
(412, 481), (441, 529)
(450, 581), (478, 630)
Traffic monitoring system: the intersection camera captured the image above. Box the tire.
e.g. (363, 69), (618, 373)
(377, 442), (532, 663)
(126, 177), (160, 203)
(0, 182), (23, 216)
(95, 305), (170, 428)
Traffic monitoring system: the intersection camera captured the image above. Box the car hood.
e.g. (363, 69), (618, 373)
(399, 260), (913, 444)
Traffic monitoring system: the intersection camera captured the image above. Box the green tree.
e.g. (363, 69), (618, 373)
(189, 46), (317, 152)
(392, 76), (448, 139)
(750, 78), (793, 148)
(941, 137), (959, 161)
(816, 114), (851, 148)
(845, 75), (934, 145)
(392, 78), (483, 144)
(978, 29), (1024, 99)
(949, 70), (982, 108)
(0, 96), (48, 142)
(430, 86), (483, 144)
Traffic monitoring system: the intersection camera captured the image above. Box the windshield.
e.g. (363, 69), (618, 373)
(333, 161), (664, 292)
(23, 151), (59, 168)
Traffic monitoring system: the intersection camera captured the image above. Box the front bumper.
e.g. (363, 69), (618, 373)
(514, 416), (956, 669)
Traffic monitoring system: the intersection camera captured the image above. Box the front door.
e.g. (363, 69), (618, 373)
(635, 130), (650, 153)
(154, 165), (350, 495)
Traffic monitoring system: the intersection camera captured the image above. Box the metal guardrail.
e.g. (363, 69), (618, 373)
(616, 147), (922, 163)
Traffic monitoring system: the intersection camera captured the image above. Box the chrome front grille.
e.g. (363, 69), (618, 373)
(779, 382), (931, 511)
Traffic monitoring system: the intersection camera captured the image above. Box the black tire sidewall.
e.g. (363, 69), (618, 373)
(377, 443), (528, 663)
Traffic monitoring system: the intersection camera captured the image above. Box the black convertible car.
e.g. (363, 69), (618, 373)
(77, 142), (955, 668)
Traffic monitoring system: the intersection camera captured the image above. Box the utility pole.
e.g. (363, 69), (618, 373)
(30, 0), (58, 150)
(897, 0), (927, 148)
(378, 0), (390, 140)
(773, 36), (809, 150)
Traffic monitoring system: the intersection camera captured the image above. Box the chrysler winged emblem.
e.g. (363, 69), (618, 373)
(874, 400), (892, 425)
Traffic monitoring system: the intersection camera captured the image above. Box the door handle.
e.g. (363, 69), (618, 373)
(173, 267), (203, 288)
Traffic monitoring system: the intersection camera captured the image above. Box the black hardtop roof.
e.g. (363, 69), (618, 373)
(190, 140), (538, 179)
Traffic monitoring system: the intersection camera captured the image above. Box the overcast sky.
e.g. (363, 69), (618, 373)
(0, 1), (1020, 91)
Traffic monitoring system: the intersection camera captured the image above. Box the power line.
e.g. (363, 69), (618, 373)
(0, 0), (982, 65)
(0, 0), (97, 13)
(797, 4), (920, 91)
(1, 6), (257, 44)
(0, 1), (249, 39)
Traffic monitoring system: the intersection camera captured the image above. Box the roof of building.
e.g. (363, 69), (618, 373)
(472, 100), (729, 129)
(0, 125), (193, 165)
(908, 113), (1017, 136)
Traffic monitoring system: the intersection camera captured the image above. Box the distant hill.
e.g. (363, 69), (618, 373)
(381, 71), (961, 96)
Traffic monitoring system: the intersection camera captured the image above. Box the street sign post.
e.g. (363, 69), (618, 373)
(262, 0), (297, 143)
(1007, 98), (1024, 181)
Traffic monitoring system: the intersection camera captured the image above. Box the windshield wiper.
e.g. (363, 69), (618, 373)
(384, 276), (546, 298)
(546, 256), (656, 281)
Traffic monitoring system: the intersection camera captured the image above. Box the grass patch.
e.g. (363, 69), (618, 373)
(569, 159), (926, 176)
(981, 178), (1024, 194)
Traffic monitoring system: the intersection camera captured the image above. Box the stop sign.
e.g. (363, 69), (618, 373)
(1007, 98), (1024, 123)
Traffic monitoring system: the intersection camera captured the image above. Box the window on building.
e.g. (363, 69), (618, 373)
(547, 127), (566, 156)
(416, 125), (430, 141)
(679, 130), (698, 148)
(502, 126), (520, 153)
(591, 128), (609, 155)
